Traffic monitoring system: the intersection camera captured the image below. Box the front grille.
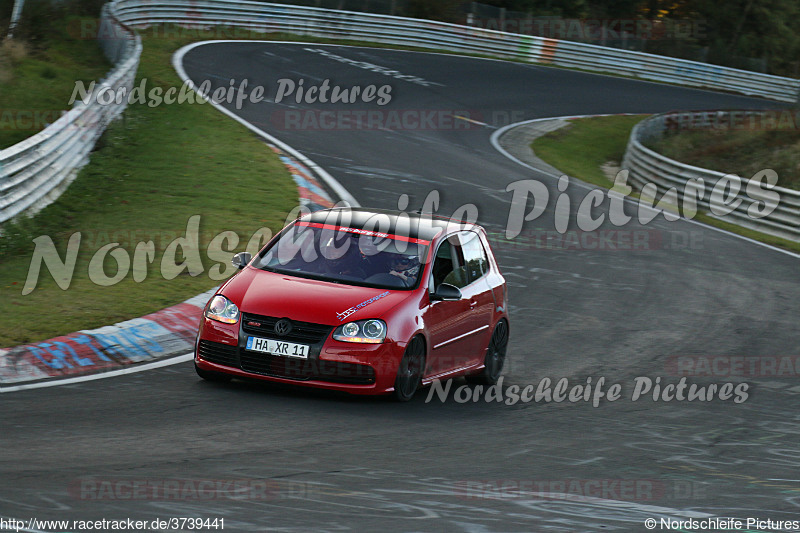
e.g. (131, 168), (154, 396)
(241, 313), (333, 344)
(239, 351), (375, 385)
(240, 351), (314, 380)
(198, 340), (238, 367)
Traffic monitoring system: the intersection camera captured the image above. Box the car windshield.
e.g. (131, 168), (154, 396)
(255, 221), (431, 290)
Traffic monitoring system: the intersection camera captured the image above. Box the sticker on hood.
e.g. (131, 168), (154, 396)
(336, 291), (390, 322)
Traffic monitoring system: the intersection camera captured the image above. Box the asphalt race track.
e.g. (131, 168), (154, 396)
(2, 44), (800, 532)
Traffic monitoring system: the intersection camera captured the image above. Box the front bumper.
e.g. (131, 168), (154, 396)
(195, 318), (401, 395)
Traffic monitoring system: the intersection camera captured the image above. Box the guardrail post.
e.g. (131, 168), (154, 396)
(7, 0), (25, 38)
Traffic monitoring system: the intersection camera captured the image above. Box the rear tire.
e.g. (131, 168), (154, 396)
(466, 320), (509, 385)
(393, 336), (426, 402)
(195, 362), (232, 383)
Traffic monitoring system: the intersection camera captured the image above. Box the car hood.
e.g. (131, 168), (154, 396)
(221, 267), (412, 326)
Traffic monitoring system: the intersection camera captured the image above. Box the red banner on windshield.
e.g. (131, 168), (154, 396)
(296, 221), (431, 245)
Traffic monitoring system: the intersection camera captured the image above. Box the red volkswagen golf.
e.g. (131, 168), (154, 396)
(194, 207), (509, 401)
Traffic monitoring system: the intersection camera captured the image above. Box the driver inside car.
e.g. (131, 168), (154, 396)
(389, 254), (420, 286)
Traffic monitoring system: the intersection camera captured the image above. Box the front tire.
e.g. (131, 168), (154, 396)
(466, 319), (509, 385)
(393, 336), (426, 402)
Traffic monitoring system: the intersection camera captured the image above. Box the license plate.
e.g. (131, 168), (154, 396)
(246, 336), (310, 359)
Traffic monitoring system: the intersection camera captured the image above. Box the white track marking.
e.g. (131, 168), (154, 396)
(0, 353), (194, 393)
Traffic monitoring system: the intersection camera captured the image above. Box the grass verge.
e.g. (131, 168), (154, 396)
(531, 115), (647, 190)
(0, 34), (298, 347)
(648, 128), (800, 191)
(531, 115), (800, 254)
(0, 16), (111, 148)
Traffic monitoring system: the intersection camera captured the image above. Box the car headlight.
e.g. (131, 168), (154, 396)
(205, 295), (240, 324)
(333, 319), (387, 344)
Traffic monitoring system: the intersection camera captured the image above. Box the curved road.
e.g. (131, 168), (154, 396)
(2, 44), (799, 532)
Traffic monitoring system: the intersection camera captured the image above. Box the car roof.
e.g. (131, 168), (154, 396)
(299, 207), (479, 243)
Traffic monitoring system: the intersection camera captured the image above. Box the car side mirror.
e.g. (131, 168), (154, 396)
(431, 283), (462, 301)
(232, 252), (252, 270)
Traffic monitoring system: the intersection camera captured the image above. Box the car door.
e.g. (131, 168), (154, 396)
(455, 230), (495, 368)
(423, 234), (475, 376)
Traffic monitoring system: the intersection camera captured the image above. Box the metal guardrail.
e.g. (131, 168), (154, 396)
(0, 5), (141, 225)
(622, 111), (800, 242)
(2, 0), (799, 224)
(544, 40), (798, 103)
(110, 0), (800, 103)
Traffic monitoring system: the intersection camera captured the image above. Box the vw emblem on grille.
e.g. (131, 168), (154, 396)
(274, 319), (293, 336)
